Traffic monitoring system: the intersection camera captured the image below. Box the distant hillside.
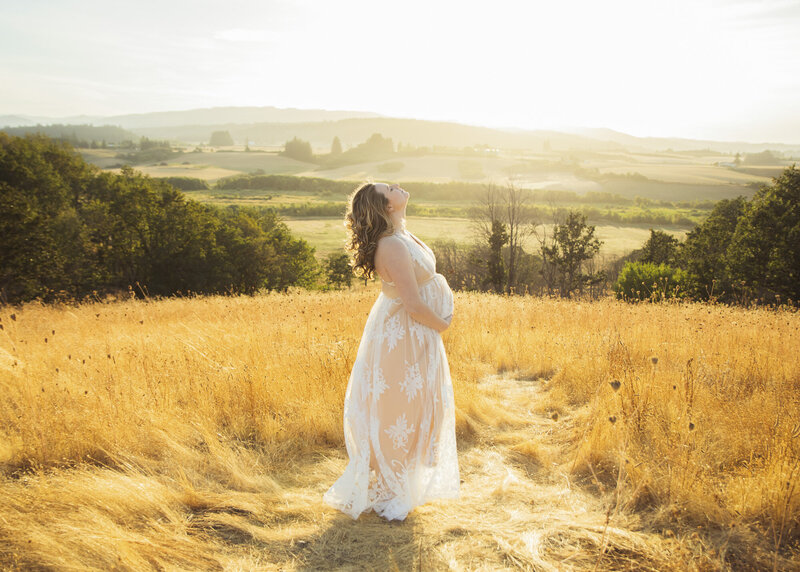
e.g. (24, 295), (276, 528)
(130, 114), (800, 155)
(2, 106), (797, 154)
(574, 127), (800, 154)
(103, 106), (383, 129)
(130, 117), (624, 152)
(0, 107), (382, 130)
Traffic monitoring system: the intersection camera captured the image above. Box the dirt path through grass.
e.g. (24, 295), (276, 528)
(256, 375), (691, 571)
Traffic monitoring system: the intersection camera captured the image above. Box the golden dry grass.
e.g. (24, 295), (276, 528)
(1, 290), (798, 570)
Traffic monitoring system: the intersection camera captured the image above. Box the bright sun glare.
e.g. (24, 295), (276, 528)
(0, 0), (798, 141)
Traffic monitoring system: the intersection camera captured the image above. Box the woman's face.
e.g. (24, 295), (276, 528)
(375, 182), (409, 213)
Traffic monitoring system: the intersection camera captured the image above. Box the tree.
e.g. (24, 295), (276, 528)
(540, 210), (602, 298)
(640, 229), (679, 265)
(0, 133), (99, 302)
(486, 220), (508, 293)
(743, 150), (780, 165)
(503, 181), (534, 291)
(679, 197), (746, 300)
(727, 165), (800, 303)
(325, 252), (353, 289)
(472, 181), (536, 293)
(430, 239), (486, 292)
(360, 133), (393, 155)
(209, 131), (234, 146)
(322, 133), (394, 167)
(281, 137), (314, 162)
(330, 136), (343, 156)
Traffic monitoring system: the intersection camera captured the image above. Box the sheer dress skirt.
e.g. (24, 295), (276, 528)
(323, 273), (459, 521)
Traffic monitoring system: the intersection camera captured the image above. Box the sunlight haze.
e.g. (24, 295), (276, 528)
(1, 0), (799, 142)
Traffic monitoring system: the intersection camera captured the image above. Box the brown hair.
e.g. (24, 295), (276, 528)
(345, 182), (394, 279)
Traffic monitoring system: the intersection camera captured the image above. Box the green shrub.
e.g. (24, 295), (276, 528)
(614, 261), (688, 302)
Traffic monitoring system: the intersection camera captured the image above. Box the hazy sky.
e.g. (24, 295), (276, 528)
(2, 0), (799, 142)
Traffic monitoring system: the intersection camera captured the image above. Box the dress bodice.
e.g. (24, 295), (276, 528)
(379, 231), (438, 298)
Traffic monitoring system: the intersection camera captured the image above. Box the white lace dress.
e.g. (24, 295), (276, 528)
(323, 230), (460, 520)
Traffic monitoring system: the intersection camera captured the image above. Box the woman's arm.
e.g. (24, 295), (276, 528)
(376, 236), (450, 333)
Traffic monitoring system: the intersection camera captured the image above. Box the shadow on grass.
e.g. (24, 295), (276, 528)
(299, 510), (421, 571)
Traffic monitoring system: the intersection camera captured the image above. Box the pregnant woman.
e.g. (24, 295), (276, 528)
(323, 182), (460, 521)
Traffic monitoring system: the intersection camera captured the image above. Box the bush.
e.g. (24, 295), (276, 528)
(614, 261), (688, 302)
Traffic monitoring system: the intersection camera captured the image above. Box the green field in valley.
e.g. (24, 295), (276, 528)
(282, 216), (688, 258)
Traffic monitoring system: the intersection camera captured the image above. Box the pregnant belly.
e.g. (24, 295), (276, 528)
(419, 274), (454, 319)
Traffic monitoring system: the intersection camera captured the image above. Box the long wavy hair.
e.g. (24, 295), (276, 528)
(345, 182), (394, 279)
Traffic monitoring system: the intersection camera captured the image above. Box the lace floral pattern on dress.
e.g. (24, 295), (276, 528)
(382, 315), (404, 351)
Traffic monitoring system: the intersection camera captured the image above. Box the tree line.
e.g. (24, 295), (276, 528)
(431, 183), (606, 298)
(615, 165), (799, 305)
(0, 134), (320, 304)
(4, 133), (795, 307)
(210, 170), (709, 219)
(432, 169), (799, 305)
(280, 133), (395, 168)
(1, 124), (136, 146)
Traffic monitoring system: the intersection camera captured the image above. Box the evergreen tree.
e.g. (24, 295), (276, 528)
(330, 136), (343, 156)
(486, 220), (508, 293)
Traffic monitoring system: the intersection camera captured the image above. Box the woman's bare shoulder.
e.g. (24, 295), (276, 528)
(375, 234), (409, 260)
(376, 233), (404, 248)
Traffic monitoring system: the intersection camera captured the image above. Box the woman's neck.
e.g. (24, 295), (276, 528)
(390, 212), (406, 233)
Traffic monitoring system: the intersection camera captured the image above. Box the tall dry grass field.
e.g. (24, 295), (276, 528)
(0, 290), (798, 570)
